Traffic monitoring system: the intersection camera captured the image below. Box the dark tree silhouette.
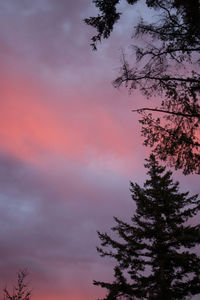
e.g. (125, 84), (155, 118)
(94, 155), (200, 299)
(3, 270), (31, 300)
(85, 0), (200, 174)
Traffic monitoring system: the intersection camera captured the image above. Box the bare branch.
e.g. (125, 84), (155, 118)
(124, 75), (200, 84)
(132, 107), (200, 119)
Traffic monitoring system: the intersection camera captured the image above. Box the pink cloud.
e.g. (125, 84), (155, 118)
(0, 68), (144, 178)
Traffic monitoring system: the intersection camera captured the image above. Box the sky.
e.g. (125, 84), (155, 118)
(0, 1), (199, 300)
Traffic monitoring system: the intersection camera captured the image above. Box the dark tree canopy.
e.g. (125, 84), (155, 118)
(85, 0), (200, 175)
(94, 155), (200, 299)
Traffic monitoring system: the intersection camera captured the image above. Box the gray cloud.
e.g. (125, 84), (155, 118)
(0, 150), (134, 298)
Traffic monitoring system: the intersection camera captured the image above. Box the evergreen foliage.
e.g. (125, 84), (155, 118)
(94, 155), (200, 299)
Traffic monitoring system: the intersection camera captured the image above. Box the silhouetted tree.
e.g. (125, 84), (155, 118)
(94, 155), (200, 299)
(3, 270), (31, 300)
(85, 0), (200, 174)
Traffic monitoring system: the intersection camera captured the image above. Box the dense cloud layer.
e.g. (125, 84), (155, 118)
(0, 1), (199, 299)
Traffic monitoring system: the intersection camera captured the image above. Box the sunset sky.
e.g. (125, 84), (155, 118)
(0, 1), (199, 299)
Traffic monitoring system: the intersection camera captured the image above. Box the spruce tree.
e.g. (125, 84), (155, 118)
(94, 155), (200, 299)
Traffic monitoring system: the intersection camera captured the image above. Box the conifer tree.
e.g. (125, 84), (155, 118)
(94, 155), (200, 299)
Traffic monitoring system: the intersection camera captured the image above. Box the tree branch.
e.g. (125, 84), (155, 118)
(126, 75), (200, 84)
(132, 107), (200, 119)
(138, 47), (200, 58)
